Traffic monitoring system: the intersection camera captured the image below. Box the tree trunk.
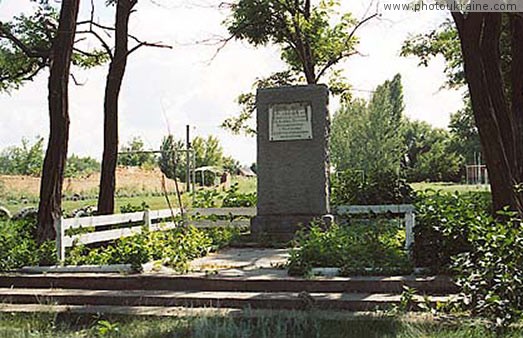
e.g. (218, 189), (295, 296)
(97, 0), (134, 215)
(36, 0), (81, 243)
(452, 12), (523, 214)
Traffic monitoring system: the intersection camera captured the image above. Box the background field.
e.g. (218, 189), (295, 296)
(0, 168), (490, 215)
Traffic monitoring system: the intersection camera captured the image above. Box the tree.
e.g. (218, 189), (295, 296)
(448, 13), (523, 213)
(160, 135), (233, 186)
(94, 0), (171, 215)
(402, 14), (523, 214)
(448, 102), (482, 166)
(0, 2), (106, 242)
(331, 74), (405, 175)
(64, 155), (100, 178)
(37, 0), (82, 242)
(117, 136), (156, 167)
(0, 137), (44, 176)
(221, 0), (377, 134)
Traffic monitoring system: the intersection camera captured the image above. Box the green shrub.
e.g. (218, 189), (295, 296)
(331, 169), (414, 206)
(221, 183), (256, 207)
(0, 219), (56, 270)
(413, 190), (491, 272)
(288, 221), (412, 276)
(192, 189), (221, 208)
(119, 201), (149, 213)
(452, 210), (523, 329)
(65, 225), (237, 273)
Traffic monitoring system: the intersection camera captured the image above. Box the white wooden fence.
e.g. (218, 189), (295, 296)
(55, 207), (254, 261)
(56, 204), (415, 261)
(335, 204), (415, 250)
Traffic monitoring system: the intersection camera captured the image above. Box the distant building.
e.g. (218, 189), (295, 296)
(237, 167), (256, 177)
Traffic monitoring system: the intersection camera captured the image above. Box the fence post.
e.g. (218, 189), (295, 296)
(144, 209), (152, 231)
(404, 212), (415, 251)
(55, 217), (65, 264)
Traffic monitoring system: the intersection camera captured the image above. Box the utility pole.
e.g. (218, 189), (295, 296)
(186, 125), (191, 193)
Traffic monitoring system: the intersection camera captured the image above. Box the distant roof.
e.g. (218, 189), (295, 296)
(238, 167), (256, 177)
(194, 166), (222, 173)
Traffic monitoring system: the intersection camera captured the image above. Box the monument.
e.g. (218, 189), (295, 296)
(251, 84), (330, 239)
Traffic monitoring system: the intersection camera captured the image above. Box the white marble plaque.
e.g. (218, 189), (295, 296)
(269, 102), (313, 141)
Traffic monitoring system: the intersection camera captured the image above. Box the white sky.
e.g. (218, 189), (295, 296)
(0, 0), (464, 165)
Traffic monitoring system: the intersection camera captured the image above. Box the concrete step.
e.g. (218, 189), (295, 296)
(0, 274), (458, 295)
(0, 288), (457, 311)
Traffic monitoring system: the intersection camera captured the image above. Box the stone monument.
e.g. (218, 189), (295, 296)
(251, 84), (330, 239)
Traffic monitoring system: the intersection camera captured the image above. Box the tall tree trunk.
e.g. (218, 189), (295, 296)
(97, 0), (135, 215)
(452, 12), (523, 214)
(36, 0), (81, 243)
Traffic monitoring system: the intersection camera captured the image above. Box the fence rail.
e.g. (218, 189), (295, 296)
(335, 204), (415, 250)
(56, 204), (415, 262)
(56, 207), (254, 261)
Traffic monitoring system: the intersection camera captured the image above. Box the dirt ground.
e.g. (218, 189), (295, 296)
(0, 167), (186, 198)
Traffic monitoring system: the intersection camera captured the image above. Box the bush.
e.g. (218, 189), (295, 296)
(331, 169), (414, 206)
(288, 221), (412, 276)
(66, 226), (239, 272)
(0, 219), (56, 271)
(412, 190), (491, 272)
(221, 183), (256, 207)
(453, 211), (523, 329)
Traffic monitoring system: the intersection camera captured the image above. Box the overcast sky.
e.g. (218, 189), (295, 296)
(0, 0), (464, 165)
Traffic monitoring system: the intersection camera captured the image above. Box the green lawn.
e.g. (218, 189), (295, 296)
(411, 182), (490, 194)
(2, 177), (257, 215)
(0, 312), (518, 338)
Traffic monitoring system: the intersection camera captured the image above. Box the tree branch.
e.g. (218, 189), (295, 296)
(0, 22), (49, 58)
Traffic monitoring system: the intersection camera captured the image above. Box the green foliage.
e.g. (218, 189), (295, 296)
(403, 120), (462, 182)
(222, 0), (364, 134)
(221, 183), (256, 208)
(331, 169), (414, 206)
(160, 135), (234, 186)
(64, 154), (100, 178)
(401, 19), (463, 89)
(448, 101), (482, 166)
(192, 189), (221, 208)
(453, 211), (523, 329)
(119, 201), (149, 213)
(0, 137), (44, 176)
(288, 221), (412, 276)
(159, 134), (186, 180)
(117, 137), (156, 168)
(0, 219), (56, 271)
(0, 138), (100, 177)
(331, 74), (405, 175)
(0, 4), (108, 92)
(66, 226), (217, 273)
(412, 190), (491, 272)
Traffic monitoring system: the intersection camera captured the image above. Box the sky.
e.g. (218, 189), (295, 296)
(0, 0), (464, 165)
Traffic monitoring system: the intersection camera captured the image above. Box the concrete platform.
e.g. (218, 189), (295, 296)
(188, 247), (290, 278)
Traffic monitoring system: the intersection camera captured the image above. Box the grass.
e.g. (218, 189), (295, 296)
(0, 312), (519, 338)
(411, 182), (490, 193)
(1, 177), (257, 215)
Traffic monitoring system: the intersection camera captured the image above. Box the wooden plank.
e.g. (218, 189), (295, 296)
(62, 212), (145, 230)
(149, 209), (182, 220)
(404, 212), (415, 250)
(188, 219), (251, 228)
(149, 222), (179, 232)
(336, 204), (414, 215)
(63, 225), (145, 247)
(188, 208), (256, 217)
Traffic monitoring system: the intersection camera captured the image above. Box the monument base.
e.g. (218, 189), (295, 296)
(251, 214), (323, 241)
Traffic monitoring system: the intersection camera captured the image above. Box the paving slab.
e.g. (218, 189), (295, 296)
(189, 248), (290, 273)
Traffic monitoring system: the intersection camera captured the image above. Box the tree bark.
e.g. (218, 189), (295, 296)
(97, 0), (135, 215)
(36, 0), (81, 243)
(452, 12), (523, 214)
